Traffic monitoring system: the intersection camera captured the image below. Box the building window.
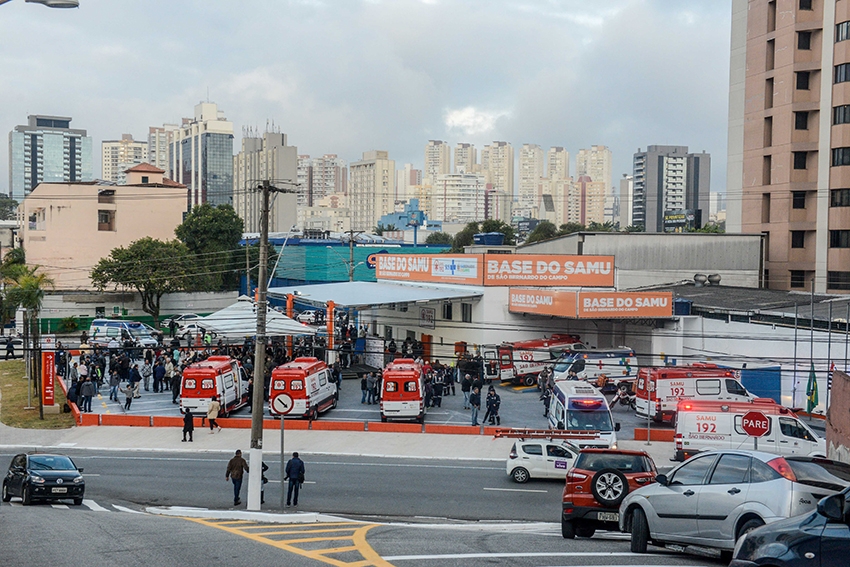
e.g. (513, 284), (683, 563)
(833, 147), (850, 166)
(798, 31), (812, 50)
(799, 0), (812, 9)
(461, 303), (472, 323)
(837, 63), (850, 84)
(796, 71), (810, 90)
(141, 175), (149, 183)
(830, 230), (850, 248)
(835, 105), (850, 124)
(828, 272), (850, 290)
(795, 111), (809, 130)
(792, 191), (807, 209)
(791, 231), (806, 248)
(790, 270), (806, 288)
(98, 210), (115, 231)
(832, 188), (850, 206)
(793, 151), (808, 169)
(384, 326), (393, 340)
(442, 302), (453, 320)
(397, 303), (408, 312)
(839, 21), (850, 42)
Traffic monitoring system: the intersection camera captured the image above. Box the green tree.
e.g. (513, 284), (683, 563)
(558, 222), (586, 235)
(424, 231), (453, 245)
(0, 195), (19, 221)
(175, 204), (244, 291)
(91, 238), (192, 325)
(0, 248), (28, 330)
(450, 222), (480, 252)
(587, 221), (616, 232)
(623, 225), (645, 233)
(373, 223), (397, 236)
(479, 219), (516, 245)
(691, 223), (724, 233)
(524, 221), (559, 244)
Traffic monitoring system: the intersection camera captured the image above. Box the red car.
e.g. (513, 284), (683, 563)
(561, 448), (657, 538)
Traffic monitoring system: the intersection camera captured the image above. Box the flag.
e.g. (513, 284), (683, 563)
(806, 363), (819, 413)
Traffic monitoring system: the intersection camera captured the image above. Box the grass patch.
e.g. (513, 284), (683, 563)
(0, 360), (75, 429)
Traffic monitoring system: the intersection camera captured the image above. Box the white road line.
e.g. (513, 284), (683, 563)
(9, 502), (21, 507)
(51, 504), (69, 509)
(483, 487), (549, 493)
(112, 505), (145, 514)
(82, 499), (109, 512)
(384, 552), (667, 560)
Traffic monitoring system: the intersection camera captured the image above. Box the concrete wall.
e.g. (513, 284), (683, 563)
(827, 370), (850, 464)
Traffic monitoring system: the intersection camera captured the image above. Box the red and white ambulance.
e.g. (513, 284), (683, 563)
(483, 334), (584, 386)
(634, 363), (755, 423)
(380, 358), (425, 423)
(180, 356), (249, 417)
(269, 357), (337, 419)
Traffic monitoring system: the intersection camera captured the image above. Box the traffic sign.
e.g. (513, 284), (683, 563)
(272, 393), (294, 415)
(741, 410), (770, 437)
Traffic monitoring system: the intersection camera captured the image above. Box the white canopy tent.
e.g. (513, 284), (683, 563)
(199, 295), (316, 338)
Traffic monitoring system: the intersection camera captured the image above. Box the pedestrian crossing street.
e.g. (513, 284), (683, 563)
(4, 499), (145, 513)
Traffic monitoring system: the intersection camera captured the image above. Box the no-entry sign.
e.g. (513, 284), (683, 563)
(741, 411), (770, 437)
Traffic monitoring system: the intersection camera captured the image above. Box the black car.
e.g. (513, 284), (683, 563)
(2, 453), (85, 506)
(731, 486), (850, 567)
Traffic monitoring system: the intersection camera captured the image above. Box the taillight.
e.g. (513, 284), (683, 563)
(509, 444), (518, 459)
(567, 471), (588, 482)
(675, 433), (683, 450)
(767, 457), (797, 482)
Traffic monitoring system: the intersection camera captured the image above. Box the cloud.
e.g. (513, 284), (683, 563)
(444, 107), (510, 137)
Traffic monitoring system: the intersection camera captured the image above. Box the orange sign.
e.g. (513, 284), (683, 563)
(508, 288), (577, 317)
(483, 255), (614, 287)
(576, 292), (673, 318)
(376, 254), (484, 284)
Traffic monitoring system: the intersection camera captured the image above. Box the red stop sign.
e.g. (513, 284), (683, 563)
(741, 411), (770, 437)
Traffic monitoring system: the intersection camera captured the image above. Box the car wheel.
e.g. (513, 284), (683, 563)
(575, 525), (596, 538)
(73, 497), (83, 506)
(736, 518), (764, 541)
(380, 415), (387, 423)
(1, 482), (10, 502)
(591, 468), (629, 507)
(561, 518), (575, 539)
(331, 397), (338, 409)
(511, 467), (530, 483)
(630, 507), (649, 553)
(524, 375), (536, 387)
(311, 408), (319, 421)
(21, 485), (32, 506)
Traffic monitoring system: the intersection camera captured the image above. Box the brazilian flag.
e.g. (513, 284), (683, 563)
(806, 363), (819, 413)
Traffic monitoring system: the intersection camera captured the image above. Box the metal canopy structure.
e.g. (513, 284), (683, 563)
(200, 295), (315, 337)
(267, 281), (484, 309)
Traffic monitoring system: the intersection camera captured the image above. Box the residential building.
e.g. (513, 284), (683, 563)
(726, 0), (850, 292)
(298, 153), (348, 208)
(574, 175), (607, 226)
(19, 163), (185, 289)
(485, 188), (512, 223)
(233, 131), (298, 233)
(431, 172), (487, 223)
(148, 124), (178, 172)
(298, 195), (351, 233)
(481, 141), (514, 197)
(454, 143), (477, 173)
(168, 102), (234, 209)
(423, 140), (450, 184)
(547, 146), (570, 180)
(539, 177), (573, 227)
(632, 145), (710, 233)
(619, 174), (634, 228)
(710, 191), (726, 222)
(396, 163), (422, 201)
(576, 145), (613, 193)
(349, 150), (395, 232)
(101, 134), (148, 183)
(518, 143), (545, 216)
(8, 114), (93, 202)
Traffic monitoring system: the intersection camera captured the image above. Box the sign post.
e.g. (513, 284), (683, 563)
(40, 334), (57, 414)
(741, 410), (770, 451)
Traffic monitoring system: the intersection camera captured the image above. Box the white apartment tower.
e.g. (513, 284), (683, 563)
(619, 175), (634, 228)
(148, 125), (178, 173)
(481, 141), (515, 197)
(396, 163), (422, 201)
(547, 146), (570, 180)
(101, 134), (148, 183)
(431, 172), (487, 223)
(349, 150), (395, 232)
(576, 145), (613, 192)
(423, 140), (450, 184)
(233, 132), (298, 233)
(518, 143), (545, 215)
(298, 154), (348, 207)
(454, 143), (477, 173)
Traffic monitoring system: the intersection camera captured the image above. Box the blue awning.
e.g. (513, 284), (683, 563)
(268, 281), (483, 309)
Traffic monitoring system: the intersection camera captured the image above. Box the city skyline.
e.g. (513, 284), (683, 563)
(0, 0), (732, 197)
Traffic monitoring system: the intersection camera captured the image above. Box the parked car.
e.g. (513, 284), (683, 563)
(730, 487), (850, 567)
(295, 310), (319, 324)
(161, 313), (200, 328)
(2, 453), (85, 506)
(507, 439), (579, 483)
(178, 323), (215, 341)
(88, 320), (158, 348)
(561, 448), (657, 539)
(620, 451), (850, 560)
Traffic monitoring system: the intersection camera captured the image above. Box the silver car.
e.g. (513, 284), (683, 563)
(619, 450), (850, 559)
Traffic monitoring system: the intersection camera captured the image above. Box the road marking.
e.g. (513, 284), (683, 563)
(188, 518), (393, 567)
(112, 505), (145, 514)
(384, 552), (668, 560)
(483, 487), (549, 493)
(9, 502), (21, 507)
(82, 499), (109, 512)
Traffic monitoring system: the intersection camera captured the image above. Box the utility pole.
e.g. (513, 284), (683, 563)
(346, 228), (364, 282)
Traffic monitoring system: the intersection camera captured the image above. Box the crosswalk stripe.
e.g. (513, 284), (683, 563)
(82, 499), (109, 512)
(112, 505), (144, 514)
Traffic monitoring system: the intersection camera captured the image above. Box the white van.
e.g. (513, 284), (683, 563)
(88, 319), (158, 348)
(673, 399), (826, 461)
(552, 348), (636, 386)
(547, 382), (619, 449)
(269, 357), (337, 419)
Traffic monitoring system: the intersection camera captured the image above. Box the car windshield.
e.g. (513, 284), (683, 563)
(787, 459), (850, 492)
(128, 326), (151, 338)
(566, 408), (613, 432)
(576, 453), (649, 473)
(553, 358), (572, 372)
(29, 455), (76, 471)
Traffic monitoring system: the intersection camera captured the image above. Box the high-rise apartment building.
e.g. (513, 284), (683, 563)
(423, 140), (450, 184)
(481, 141), (514, 197)
(574, 175), (607, 226)
(234, 132), (298, 233)
(101, 134), (148, 183)
(8, 115), (92, 201)
(396, 163), (422, 201)
(619, 174), (634, 228)
(169, 102), (234, 209)
(518, 143), (545, 215)
(576, 145), (613, 192)
(297, 154), (347, 208)
(454, 143), (477, 173)
(431, 172), (487, 223)
(349, 150), (395, 232)
(547, 146), (570, 180)
(148, 125), (177, 172)
(727, 0), (850, 292)
(632, 145), (710, 233)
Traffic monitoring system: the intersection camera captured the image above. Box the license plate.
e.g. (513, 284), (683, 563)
(51, 487), (67, 493)
(597, 511), (618, 522)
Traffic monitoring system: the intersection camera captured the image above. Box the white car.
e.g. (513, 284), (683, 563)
(507, 439), (579, 483)
(295, 310), (319, 324)
(178, 323), (215, 340)
(163, 313), (200, 328)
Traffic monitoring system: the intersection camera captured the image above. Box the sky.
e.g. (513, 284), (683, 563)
(0, 0), (733, 195)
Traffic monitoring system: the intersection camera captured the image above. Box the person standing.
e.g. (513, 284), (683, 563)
(461, 374), (472, 409)
(366, 371), (378, 404)
(360, 374), (368, 404)
(207, 395), (222, 433)
(469, 386), (481, 426)
(170, 368), (181, 404)
(129, 364), (143, 398)
(152, 359), (165, 393)
(79, 377), (95, 413)
(122, 383), (134, 411)
(225, 449), (249, 506)
(5, 336), (15, 360)
(182, 411), (194, 442)
(485, 385), (501, 426)
(164, 357), (175, 391)
(141, 360), (153, 392)
(284, 452), (306, 507)
(108, 369), (121, 402)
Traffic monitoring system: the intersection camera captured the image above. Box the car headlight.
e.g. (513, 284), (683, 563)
(30, 475), (45, 484)
(73, 476), (84, 484)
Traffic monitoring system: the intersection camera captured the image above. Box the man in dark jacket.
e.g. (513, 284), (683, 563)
(182, 411), (194, 442)
(485, 385), (501, 425)
(469, 387), (481, 426)
(153, 359), (165, 393)
(285, 452), (306, 507)
(170, 368), (182, 404)
(225, 449), (249, 506)
(461, 374), (472, 409)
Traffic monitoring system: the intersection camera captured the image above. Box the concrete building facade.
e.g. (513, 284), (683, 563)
(101, 134), (148, 183)
(148, 125), (177, 173)
(349, 150), (395, 232)
(396, 163), (422, 201)
(576, 145), (613, 193)
(547, 146), (570, 181)
(9, 115), (93, 202)
(233, 132), (298, 233)
(431, 172), (487, 223)
(518, 143), (545, 216)
(619, 174), (635, 228)
(423, 140), (450, 185)
(481, 141), (514, 198)
(454, 143), (477, 173)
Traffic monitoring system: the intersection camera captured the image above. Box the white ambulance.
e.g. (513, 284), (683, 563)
(551, 347), (637, 385)
(483, 334), (584, 386)
(269, 357), (337, 419)
(546, 382), (620, 449)
(180, 356), (250, 417)
(380, 358), (425, 423)
(673, 399), (826, 461)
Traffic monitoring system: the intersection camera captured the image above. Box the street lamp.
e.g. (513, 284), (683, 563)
(325, 246), (364, 282)
(0, 0), (80, 7)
